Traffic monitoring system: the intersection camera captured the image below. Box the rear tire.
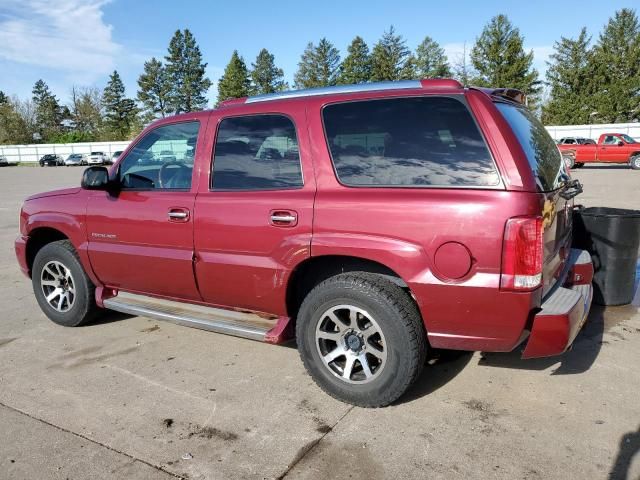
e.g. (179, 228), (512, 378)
(574, 162), (584, 168)
(630, 154), (640, 170)
(296, 273), (427, 407)
(32, 240), (99, 327)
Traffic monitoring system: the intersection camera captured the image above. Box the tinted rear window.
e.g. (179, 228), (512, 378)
(496, 103), (563, 191)
(322, 96), (500, 187)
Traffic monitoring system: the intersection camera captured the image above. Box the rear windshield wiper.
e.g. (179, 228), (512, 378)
(559, 179), (583, 200)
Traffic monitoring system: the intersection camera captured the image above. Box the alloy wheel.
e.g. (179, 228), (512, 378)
(315, 304), (387, 384)
(40, 261), (76, 312)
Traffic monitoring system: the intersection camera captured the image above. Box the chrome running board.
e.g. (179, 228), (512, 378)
(103, 292), (277, 341)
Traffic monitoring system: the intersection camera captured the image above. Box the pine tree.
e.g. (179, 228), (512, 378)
(542, 28), (594, 125)
(250, 48), (287, 94)
(399, 54), (418, 80)
(0, 91), (8, 105)
(294, 38), (340, 89)
(589, 8), (640, 122)
(137, 57), (173, 122)
(415, 36), (451, 78)
(165, 29), (212, 113)
(370, 26), (411, 81)
(338, 36), (371, 84)
(102, 71), (138, 140)
(470, 15), (541, 103)
(217, 51), (251, 104)
(31, 79), (61, 142)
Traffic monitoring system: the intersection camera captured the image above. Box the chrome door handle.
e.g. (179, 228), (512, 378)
(168, 211), (188, 219)
(270, 214), (296, 223)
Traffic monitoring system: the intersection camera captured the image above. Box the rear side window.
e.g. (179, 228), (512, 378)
(496, 103), (563, 191)
(212, 114), (303, 190)
(322, 96), (500, 187)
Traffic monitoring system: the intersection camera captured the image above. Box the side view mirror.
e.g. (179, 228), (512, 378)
(617, 141), (624, 147)
(81, 166), (112, 190)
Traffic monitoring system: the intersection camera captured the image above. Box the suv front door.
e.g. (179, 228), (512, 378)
(86, 120), (204, 301)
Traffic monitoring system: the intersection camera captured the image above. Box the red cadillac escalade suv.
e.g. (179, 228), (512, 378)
(15, 79), (593, 407)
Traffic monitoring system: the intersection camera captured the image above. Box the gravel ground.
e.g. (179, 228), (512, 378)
(0, 164), (638, 480)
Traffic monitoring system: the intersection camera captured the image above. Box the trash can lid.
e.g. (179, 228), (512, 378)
(579, 207), (640, 218)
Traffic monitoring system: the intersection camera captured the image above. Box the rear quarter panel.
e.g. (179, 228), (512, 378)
(305, 92), (542, 351)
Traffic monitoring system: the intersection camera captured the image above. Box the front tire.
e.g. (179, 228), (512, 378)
(630, 154), (640, 170)
(296, 273), (427, 407)
(32, 240), (99, 327)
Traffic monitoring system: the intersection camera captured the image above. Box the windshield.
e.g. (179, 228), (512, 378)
(496, 102), (564, 191)
(620, 134), (637, 144)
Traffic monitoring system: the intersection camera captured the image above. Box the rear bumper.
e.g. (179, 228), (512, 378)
(521, 249), (594, 359)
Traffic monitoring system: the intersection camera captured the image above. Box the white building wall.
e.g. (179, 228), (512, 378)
(545, 122), (640, 141)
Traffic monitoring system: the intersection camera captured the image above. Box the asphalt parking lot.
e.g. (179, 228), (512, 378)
(0, 165), (638, 480)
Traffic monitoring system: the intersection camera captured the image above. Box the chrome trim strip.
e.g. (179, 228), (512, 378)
(246, 80), (422, 103)
(103, 294), (272, 342)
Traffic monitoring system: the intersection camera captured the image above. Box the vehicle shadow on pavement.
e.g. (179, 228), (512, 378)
(86, 310), (134, 326)
(580, 165), (630, 170)
(397, 350), (474, 404)
(609, 426), (640, 480)
(476, 304), (605, 375)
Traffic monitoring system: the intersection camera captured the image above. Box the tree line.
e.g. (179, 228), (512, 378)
(0, 8), (638, 145)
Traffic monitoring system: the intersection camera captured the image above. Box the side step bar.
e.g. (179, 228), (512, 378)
(103, 292), (278, 341)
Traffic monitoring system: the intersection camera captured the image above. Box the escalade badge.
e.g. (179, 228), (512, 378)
(91, 233), (117, 239)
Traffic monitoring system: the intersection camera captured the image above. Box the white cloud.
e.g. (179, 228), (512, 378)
(0, 0), (121, 82)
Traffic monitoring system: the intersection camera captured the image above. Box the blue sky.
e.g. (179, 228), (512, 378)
(0, 0), (636, 106)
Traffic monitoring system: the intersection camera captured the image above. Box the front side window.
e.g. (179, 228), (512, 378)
(212, 114), (303, 190)
(119, 122), (199, 190)
(322, 96), (500, 187)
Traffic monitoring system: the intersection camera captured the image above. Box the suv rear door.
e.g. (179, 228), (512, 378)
(193, 103), (315, 316)
(496, 102), (572, 296)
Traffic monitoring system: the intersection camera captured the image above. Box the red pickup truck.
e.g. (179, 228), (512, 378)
(15, 80), (593, 407)
(558, 133), (640, 169)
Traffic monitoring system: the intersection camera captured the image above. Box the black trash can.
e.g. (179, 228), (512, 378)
(573, 207), (640, 306)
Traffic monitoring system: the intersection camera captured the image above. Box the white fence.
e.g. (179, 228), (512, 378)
(2, 122), (640, 164)
(0, 141), (131, 164)
(545, 122), (640, 141)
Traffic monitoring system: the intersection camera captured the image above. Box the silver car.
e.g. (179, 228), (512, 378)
(64, 153), (87, 166)
(0, 155), (19, 166)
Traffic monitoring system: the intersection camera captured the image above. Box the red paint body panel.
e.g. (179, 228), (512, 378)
(14, 81), (593, 359)
(558, 133), (640, 164)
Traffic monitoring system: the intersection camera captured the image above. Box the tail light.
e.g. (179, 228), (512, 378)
(500, 216), (544, 291)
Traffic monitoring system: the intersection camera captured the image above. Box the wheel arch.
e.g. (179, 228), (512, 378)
(25, 227), (69, 274)
(286, 254), (415, 321)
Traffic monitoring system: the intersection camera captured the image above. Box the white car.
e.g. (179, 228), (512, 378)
(87, 151), (108, 165)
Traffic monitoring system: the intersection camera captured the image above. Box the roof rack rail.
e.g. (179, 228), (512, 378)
(245, 78), (463, 104)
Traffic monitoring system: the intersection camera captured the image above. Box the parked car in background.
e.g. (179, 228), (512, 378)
(557, 137), (596, 145)
(0, 155), (19, 166)
(111, 151), (124, 163)
(15, 79), (593, 407)
(39, 154), (64, 167)
(87, 152), (108, 165)
(64, 154), (87, 166)
(158, 150), (177, 162)
(558, 133), (640, 169)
